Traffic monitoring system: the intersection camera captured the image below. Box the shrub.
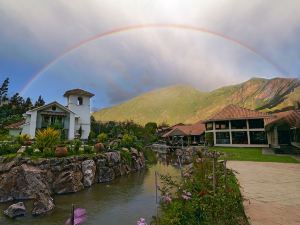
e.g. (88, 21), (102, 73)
(0, 143), (21, 155)
(43, 147), (55, 157)
(120, 133), (137, 148)
(120, 149), (132, 166)
(34, 128), (60, 151)
(16, 134), (31, 145)
(72, 139), (82, 153)
(97, 133), (108, 143)
(205, 132), (214, 146)
(84, 145), (93, 154)
(24, 146), (34, 156)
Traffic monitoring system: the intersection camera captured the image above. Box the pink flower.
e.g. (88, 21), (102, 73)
(137, 217), (147, 225)
(162, 195), (172, 203)
(182, 190), (192, 200)
(65, 208), (87, 225)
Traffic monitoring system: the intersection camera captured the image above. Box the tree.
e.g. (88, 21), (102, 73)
(0, 78), (9, 105)
(24, 97), (33, 110)
(145, 122), (158, 135)
(34, 95), (45, 107)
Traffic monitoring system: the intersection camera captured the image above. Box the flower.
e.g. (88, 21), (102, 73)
(162, 195), (172, 203)
(137, 217), (147, 225)
(182, 190), (192, 200)
(65, 208), (87, 225)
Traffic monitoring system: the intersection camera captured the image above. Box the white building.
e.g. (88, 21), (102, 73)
(19, 89), (94, 140)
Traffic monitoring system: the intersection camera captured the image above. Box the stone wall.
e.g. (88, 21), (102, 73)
(0, 149), (145, 215)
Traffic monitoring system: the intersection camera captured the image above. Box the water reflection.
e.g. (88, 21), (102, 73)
(0, 163), (179, 225)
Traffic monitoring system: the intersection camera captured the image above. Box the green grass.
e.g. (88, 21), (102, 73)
(210, 147), (299, 163)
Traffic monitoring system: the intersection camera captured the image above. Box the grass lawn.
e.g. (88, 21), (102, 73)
(210, 147), (299, 163)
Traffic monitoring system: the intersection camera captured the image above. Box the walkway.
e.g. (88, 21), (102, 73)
(228, 161), (300, 225)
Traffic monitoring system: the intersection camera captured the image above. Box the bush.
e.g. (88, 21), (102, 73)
(34, 128), (60, 151)
(0, 143), (21, 155)
(120, 149), (132, 166)
(205, 132), (214, 146)
(43, 147), (55, 157)
(24, 146), (34, 156)
(84, 145), (93, 154)
(16, 134), (31, 145)
(72, 139), (82, 153)
(97, 133), (108, 143)
(156, 155), (248, 225)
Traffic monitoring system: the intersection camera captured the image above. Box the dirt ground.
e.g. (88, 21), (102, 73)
(227, 161), (300, 225)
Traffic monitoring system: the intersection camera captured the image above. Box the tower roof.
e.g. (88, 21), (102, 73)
(63, 89), (95, 97)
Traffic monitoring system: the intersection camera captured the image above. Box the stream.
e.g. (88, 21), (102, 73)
(0, 161), (179, 225)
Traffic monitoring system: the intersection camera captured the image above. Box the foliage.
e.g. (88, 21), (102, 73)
(0, 143), (21, 155)
(211, 147), (298, 163)
(16, 134), (31, 145)
(84, 145), (93, 154)
(145, 122), (157, 134)
(120, 133), (142, 149)
(97, 132), (108, 143)
(0, 78), (45, 134)
(120, 149), (132, 166)
(71, 139), (82, 154)
(43, 147), (55, 157)
(34, 95), (45, 107)
(142, 148), (157, 164)
(34, 128), (60, 151)
(88, 131), (96, 140)
(156, 155), (249, 225)
(205, 132), (214, 146)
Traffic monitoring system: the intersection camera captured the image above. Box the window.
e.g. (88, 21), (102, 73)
(231, 120), (247, 129)
(77, 97), (83, 105)
(206, 122), (213, 130)
(216, 132), (230, 144)
(248, 119), (264, 129)
(232, 131), (248, 144)
(51, 105), (56, 111)
(250, 131), (267, 144)
(215, 121), (229, 130)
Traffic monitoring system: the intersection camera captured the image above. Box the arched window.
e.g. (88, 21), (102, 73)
(77, 97), (83, 105)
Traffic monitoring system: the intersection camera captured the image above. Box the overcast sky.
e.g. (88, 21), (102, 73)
(0, 0), (299, 109)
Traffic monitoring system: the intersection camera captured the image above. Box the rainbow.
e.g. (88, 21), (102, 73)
(21, 23), (286, 94)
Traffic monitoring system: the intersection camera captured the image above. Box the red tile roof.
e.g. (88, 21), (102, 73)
(5, 120), (25, 129)
(265, 110), (300, 128)
(63, 89), (94, 97)
(204, 104), (270, 122)
(162, 121), (205, 137)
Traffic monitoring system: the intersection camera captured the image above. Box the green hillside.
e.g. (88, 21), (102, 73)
(93, 77), (300, 125)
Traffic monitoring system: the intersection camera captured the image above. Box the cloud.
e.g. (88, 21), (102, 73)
(0, 0), (299, 107)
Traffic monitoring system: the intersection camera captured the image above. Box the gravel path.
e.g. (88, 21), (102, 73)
(227, 161), (300, 225)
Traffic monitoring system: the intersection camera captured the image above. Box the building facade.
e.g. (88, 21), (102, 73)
(19, 89), (94, 140)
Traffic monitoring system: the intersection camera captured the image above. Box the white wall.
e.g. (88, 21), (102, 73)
(67, 95), (91, 139)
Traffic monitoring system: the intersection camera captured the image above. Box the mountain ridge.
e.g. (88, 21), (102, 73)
(93, 77), (300, 125)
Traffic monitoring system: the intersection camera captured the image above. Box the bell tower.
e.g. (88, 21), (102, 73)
(63, 89), (94, 139)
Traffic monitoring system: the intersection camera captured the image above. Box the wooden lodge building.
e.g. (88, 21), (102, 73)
(204, 104), (300, 148)
(162, 121), (206, 145)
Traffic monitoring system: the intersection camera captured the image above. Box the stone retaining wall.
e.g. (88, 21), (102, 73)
(0, 149), (145, 215)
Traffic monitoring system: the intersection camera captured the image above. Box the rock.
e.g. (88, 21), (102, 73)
(17, 146), (26, 154)
(105, 152), (121, 164)
(53, 171), (84, 194)
(0, 164), (50, 203)
(4, 202), (26, 218)
(82, 160), (96, 187)
(96, 166), (115, 183)
(32, 193), (55, 216)
(130, 148), (139, 156)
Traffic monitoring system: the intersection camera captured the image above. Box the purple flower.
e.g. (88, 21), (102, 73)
(162, 195), (172, 203)
(137, 217), (147, 225)
(182, 190), (192, 200)
(65, 208), (87, 225)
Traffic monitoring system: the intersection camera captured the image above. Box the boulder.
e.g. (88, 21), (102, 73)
(130, 147), (139, 156)
(3, 202), (26, 218)
(53, 171), (84, 194)
(82, 160), (96, 187)
(105, 152), (121, 164)
(32, 193), (55, 216)
(0, 164), (50, 202)
(96, 166), (115, 183)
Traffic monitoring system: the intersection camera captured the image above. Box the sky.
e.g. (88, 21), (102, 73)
(0, 0), (300, 110)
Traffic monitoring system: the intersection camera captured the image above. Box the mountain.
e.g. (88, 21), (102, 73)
(93, 77), (300, 125)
